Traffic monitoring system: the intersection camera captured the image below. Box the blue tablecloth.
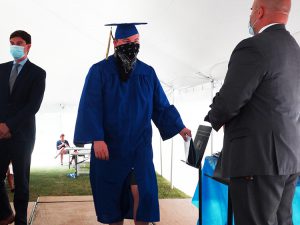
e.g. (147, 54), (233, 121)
(192, 156), (300, 225)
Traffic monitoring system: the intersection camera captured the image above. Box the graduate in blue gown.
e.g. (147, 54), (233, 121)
(74, 23), (191, 225)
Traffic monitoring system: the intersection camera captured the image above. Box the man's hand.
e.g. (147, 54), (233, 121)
(3, 132), (12, 139)
(0, 123), (10, 139)
(93, 140), (109, 160)
(179, 127), (192, 141)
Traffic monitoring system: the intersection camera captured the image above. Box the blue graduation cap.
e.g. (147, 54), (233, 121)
(105, 22), (147, 39)
(104, 23), (147, 59)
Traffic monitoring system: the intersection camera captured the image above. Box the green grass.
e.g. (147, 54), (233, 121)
(7, 167), (189, 201)
(157, 174), (190, 199)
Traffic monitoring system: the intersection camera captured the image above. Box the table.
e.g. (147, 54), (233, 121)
(65, 147), (91, 177)
(192, 156), (300, 225)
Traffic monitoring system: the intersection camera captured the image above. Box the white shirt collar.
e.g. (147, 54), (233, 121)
(14, 57), (28, 66)
(259, 23), (279, 33)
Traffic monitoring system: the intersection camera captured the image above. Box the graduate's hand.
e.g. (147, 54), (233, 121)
(93, 141), (109, 160)
(179, 127), (192, 141)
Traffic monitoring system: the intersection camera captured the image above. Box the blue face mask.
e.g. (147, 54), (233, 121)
(248, 21), (255, 35)
(10, 45), (25, 60)
(248, 19), (258, 36)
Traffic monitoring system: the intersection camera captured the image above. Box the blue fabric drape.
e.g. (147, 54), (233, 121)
(192, 156), (300, 225)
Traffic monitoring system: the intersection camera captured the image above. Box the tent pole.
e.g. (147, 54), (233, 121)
(160, 137), (163, 176)
(210, 81), (214, 155)
(170, 88), (175, 189)
(59, 103), (64, 133)
(198, 165), (202, 225)
(171, 138), (174, 189)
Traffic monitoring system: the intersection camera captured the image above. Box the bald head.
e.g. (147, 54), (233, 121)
(259, 0), (291, 15)
(250, 0), (291, 34)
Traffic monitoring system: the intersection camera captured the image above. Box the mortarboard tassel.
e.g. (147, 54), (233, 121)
(106, 27), (113, 60)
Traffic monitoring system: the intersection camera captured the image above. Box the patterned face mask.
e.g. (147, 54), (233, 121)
(115, 43), (140, 81)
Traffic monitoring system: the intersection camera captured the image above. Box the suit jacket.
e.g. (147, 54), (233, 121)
(205, 24), (300, 177)
(0, 59), (46, 142)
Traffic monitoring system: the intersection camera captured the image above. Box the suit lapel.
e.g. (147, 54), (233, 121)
(4, 61), (14, 82)
(2, 61), (14, 96)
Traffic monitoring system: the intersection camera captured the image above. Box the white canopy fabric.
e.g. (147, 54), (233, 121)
(1, 0), (300, 106)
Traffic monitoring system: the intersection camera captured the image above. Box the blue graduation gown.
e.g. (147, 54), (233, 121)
(74, 55), (185, 223)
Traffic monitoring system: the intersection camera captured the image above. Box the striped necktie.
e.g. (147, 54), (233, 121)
(9, 63), (20, 93)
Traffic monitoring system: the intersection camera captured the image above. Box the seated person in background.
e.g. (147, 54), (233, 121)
(6, 162), (14, 192)
(56, 133), (70, 165)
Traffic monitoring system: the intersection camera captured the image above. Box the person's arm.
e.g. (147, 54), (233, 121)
(65, 140), (70, 147)
(74, 64), (104, 143)
(5, 69), (46, 134)
(151, 68), (191, 140)
(73, 64), (108, 160)
(56, 141), (64, 150)
(205, 39), (266, 131)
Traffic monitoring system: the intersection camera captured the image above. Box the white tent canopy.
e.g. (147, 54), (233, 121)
(1, 0), (300, 195)
(1, 0), (300, 103)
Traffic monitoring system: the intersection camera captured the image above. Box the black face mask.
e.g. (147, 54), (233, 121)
(115, 43), (140, 82)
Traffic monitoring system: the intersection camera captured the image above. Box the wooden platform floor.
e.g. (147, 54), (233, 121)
(12, 196), (197, 225)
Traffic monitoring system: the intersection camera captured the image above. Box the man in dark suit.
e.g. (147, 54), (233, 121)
(205, 0), (300, 224)
(0, 30), (46, 225)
